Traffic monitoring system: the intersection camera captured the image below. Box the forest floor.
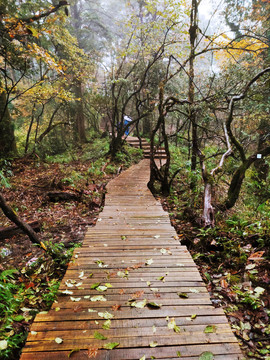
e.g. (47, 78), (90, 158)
(161, 197), (270, 360)
(0, 156), (269, 359)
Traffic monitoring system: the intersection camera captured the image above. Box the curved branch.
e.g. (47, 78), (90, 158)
(226, 67), (270, 162)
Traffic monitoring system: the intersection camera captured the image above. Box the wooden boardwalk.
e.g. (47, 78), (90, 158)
(21, 160), (243, 360)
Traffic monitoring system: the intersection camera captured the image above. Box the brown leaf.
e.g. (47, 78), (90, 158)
(73, 305), (83, 313)
(248, 251), (265, 260)
(111, 304), (121, 311)
(86, 348), (99, 358)
(119, 289), (125, 295)
(131, 290), (145, 299)
(220, 279), (228, 288)
(131, 262), (144, 269)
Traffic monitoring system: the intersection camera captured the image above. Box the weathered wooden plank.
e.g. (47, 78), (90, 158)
(32, 305), (226, 323)
(23, 331), (240, 352)
(30, 315), (231, 332)
(26, 323), (234, 342)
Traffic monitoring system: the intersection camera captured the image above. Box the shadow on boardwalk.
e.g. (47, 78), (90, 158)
(21, 160), (243, 360)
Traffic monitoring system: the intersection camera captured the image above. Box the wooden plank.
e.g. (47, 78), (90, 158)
(30, 315), (231, 332)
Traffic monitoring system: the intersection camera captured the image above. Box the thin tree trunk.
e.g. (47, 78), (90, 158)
(189, 0), (198, 172)
(0, 89), (17, 157)
(74, 81), (87, 143)
(25, 103), (36, 154)
(203, 182), (215, 227)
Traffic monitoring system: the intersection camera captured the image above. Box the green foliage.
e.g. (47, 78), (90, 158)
(0, 270), (27, 360)
(233, 286), (265, 310)
(44, 241), (80, 267)
(114, 145), (143, 166)
(0, 161), (13, 188)
(0, 240), (81, 359)
(0, 171), (11, 188)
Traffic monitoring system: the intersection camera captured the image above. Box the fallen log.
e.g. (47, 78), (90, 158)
(0, 192), (43, 247)
(0, 220), (40, 240)
(47, 191), (81, 202)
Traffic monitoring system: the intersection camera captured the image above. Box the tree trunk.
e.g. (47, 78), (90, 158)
(0, 192), (44, 247)
(70, 1), (87, 144)
(254, 118), (269, 182)
(189, 0), (198, 172)
(202, 181), (215, 227)
(74, 80), (87, 143)
(0, 90), (17, 158)
(223, 162), (248, 210)
(109, 133), (123, 158)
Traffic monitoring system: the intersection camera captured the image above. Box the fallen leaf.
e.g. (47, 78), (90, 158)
(89, 273), (93, 278)
(220, 279), (228, 288)
(79, 271), (84, 279)
(167, 317), (180, 332)
(55, 337), (63, 344)
(189, 288), (200, 293)
(111, 304), (121, 311)
(199, 351), (214, 360)
(105, 283), (112, 288)
(119, 289), (125, 295)
(90, 295), (106, 302)
(147, 281), (151, 286)
(102, 319), (111, 330)
(149, 341), (158, 347)
(0, 340), (8, 350)
(140, 356), (146, 360)
(96, 285), (108, 292)
(152, 325), (157, 333)
(178, 293), (189, 299)
(96, 260), (108, 268)
(117, 271), (128, 278)
(88, 308), (97, 313)
(103, 342), (119, 349)
(153, 235), (160, 239)
(73, 305), (83, 313)
(204, 325), (216, 333)
(132, 290), (145, 299)
(70, 297), (81, 302)
(61, 290), (73, 295)
(65, 280), (75, 287)
(248, 251), (264, 260)
(55, 307), (61, 312)
(177, 351), (181, 357)
(98, 311), (114, 319)
(94, 331), (107, 340)
(157, 276), (165, 281)
(191, 314), (197, 320)
(147, 302), (162, 309)
(91, 283), (101, 289)
(86, 347), (99, 358)
(145, 259), (154, 265)
(129, 299), (147, 308)
(150, 288), (159, 292)
(31, 331), (37, 335)
(254, 287), (265, 296)
(68, 348), (80, 358)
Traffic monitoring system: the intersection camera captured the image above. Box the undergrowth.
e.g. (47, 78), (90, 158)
(163, 144), (270, 359)
(0, 242), (78, 360)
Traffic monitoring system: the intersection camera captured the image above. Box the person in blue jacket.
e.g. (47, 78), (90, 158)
(123, 115), (132, 135)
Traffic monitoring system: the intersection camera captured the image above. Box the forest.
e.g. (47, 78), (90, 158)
(0, 0), (269, 359)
